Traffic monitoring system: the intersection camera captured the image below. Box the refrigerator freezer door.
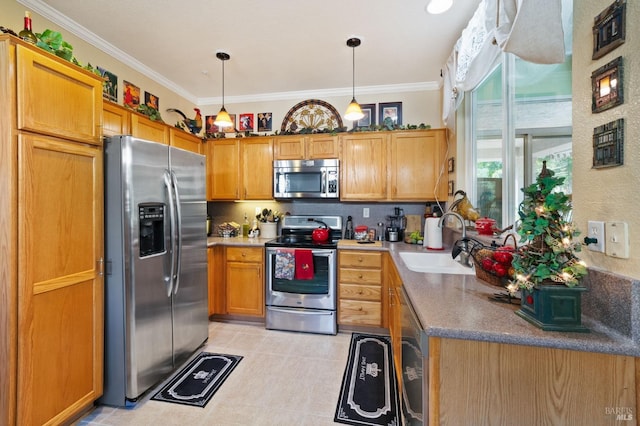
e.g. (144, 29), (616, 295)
(169, 147), (209, 366)
(124, 137), (175, 399)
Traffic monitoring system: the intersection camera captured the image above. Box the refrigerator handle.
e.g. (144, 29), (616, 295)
(170, 170), (183, 295)
(163, 171), (176, 297)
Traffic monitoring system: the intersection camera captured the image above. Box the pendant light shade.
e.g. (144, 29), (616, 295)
(214, 52), (233, 128)
(344, 37), (364, 121)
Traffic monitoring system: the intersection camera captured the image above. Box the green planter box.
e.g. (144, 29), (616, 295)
(516, 285), (589, 332)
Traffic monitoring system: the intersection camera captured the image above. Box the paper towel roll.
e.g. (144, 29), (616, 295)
(424, 217), (444, 250)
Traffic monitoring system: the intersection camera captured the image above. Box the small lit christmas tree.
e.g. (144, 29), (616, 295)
(508, 161), (587, 294)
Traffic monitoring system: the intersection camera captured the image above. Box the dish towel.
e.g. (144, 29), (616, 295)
(294, 249), (314, 280)
(274, 249), (295, 280)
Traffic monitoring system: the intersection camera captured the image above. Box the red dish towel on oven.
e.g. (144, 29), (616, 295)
(294, 249), (314, 280)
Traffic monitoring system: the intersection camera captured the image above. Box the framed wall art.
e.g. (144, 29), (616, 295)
(593, 118), (624, 169)
(353, 103), (376, 129)
(144, 91), (159, 110)
(447, 157), (455, 173)
(257, 113), (272, 132)
(448, 180), (455, 196)
(205, 115), (218, 136)
(123, 80), (140, 109)
(239, 113), (254, 131)
(379, 102), (402, 126)
(591, 56), (623, 113)
(592, 0), (626, 60)
(98, 66), (117, 102)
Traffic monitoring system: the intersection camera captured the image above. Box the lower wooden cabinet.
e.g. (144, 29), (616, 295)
(386, 253), (403, 384)
(17, 133), (104, 425)
(224, 247), (264, 317)
(428, 337), (638, 425)
(338, 250), (385, 327)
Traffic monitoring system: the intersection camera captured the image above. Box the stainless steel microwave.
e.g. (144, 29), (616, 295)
(273, 159), (339, 199)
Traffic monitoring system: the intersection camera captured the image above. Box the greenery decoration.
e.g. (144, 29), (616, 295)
(136, 104), (163, 122)
(507, 161), (587, 293)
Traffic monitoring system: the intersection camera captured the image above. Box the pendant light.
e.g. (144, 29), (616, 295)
(214, 51), (233, 128)
(344, 37), (364, 121)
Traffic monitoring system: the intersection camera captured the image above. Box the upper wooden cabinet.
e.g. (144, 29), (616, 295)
(130, 112), (169, 144)
(1, 35), (104, 426)
(169, 127), (203, 154)
(16, 44), (102, 145)
(206, 136), (273, 200)
(274, 134), (338, 160)
(389, 129), (448, 200)
(339, 132), (388, 200)
(103, 101), (131, 137)
(241, 137), (274, 199)
(340, 129), (448, 202)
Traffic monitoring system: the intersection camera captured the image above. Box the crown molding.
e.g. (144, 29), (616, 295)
(198, 81), (441, 106)
(18, 0), (441, 107)
(17, 0), (200, 103)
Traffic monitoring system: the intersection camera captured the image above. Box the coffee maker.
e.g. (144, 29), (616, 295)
(385, 207), (406, 242)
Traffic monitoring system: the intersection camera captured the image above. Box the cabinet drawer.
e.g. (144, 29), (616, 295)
(226, 247), (263, 263)
(339, 268), (382, 285)
(339, 283), (381, 301)
(339, 251), (382, 269)
(339, 300), (382, 325)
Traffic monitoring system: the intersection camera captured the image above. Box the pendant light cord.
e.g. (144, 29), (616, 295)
(352, 45), (356, 99)
(221, 58), (225, 107)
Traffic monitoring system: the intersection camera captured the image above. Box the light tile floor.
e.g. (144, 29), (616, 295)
(77, 321), (356, 425)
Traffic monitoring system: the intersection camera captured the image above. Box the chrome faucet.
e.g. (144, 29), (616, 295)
(438, 212), (474, 268)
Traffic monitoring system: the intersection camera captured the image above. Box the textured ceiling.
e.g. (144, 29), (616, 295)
(34, 0), (481, 104)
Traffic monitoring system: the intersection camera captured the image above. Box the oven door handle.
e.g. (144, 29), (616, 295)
(269, 307), (335, 316)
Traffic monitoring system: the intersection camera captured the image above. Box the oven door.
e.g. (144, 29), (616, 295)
(265, 248), (336, 310)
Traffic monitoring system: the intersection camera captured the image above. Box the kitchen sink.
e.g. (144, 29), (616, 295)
(399, 251), (475, 275)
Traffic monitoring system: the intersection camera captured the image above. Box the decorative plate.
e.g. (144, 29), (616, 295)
(280, 99), (344, 133)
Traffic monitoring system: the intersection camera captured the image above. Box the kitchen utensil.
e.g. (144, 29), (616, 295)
(312, 220), (330, 242)
(475, 217), (497, 235)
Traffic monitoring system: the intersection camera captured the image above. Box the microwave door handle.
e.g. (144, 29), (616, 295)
(321, 170), (326, 194)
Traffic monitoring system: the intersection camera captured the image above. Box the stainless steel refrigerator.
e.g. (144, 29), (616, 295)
(101, 135), (209, 406)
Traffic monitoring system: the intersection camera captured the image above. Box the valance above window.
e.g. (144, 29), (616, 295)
(442, 0), (566, 130)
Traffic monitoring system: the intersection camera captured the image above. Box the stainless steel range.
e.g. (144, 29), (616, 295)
(265, 215), (342, 335)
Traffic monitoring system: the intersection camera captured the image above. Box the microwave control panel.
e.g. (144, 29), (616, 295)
(327, 169), (338, 194)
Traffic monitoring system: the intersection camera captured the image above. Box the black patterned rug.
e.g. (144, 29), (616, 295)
(151, 352), (242, 408)
(335, 333), (400, 425)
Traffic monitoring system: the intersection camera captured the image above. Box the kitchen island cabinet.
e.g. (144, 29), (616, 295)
(1, 35), (104, 426)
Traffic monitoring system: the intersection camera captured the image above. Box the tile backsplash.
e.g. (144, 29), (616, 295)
(208, 200), (444, 234)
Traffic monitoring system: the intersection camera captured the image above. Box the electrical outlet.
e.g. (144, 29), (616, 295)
(605, 221), (629, 258)
(586, 220), (605, 253)
(363, 208), (370, 218)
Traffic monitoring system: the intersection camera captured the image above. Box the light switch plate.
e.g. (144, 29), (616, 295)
(363, 208), (370, 218)
(587, 220), (605, 252)
(605, 221), (629, 258)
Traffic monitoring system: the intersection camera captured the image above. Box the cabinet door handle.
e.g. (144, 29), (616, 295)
(358, 274), (363, 279)
(97, 258), (104, 276)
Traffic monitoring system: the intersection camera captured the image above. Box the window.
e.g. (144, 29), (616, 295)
(469, 41), (573, 230)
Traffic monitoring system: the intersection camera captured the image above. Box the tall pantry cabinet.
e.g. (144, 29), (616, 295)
(0, 35), (104, 425)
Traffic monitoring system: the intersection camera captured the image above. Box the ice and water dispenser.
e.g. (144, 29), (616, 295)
(138, 203), (165, 257)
